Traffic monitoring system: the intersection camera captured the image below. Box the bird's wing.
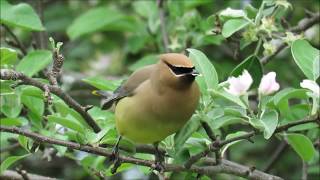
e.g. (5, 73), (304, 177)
(101, 64), (155, 109)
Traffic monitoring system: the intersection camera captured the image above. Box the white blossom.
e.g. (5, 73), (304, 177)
(300, 80), (320, 97)
(225, 70), (253, 96)
(259, 72), (280, 95)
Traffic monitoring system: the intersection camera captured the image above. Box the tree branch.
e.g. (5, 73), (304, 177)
(0, 126), (283, 180)
(261, 12), (320, 64)
(0, 69), (101, 133)
(1, 170), (57, 180)
(184, 116), (319, 169)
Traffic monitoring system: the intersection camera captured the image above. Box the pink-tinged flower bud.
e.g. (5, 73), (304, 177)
(225, 70), (253, 96)
(258, 72), (280, 95)
(300, 80), (320, 97)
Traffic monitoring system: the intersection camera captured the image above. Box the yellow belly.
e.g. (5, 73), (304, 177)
(114, 80), (199, 144)
(115, 96), (188, 144)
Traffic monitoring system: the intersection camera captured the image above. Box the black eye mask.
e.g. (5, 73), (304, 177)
(163, 60), (195, 75)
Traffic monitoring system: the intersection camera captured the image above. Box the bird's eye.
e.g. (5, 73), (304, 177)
(164, 61), (194, 75)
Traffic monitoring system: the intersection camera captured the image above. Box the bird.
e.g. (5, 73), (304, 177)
(95, 53), (200, 172)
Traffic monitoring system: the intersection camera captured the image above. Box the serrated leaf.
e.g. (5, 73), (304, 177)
(291, 39), (320, 80)
(286, 133), (316, 161)
(222, 19), (249, 38)
(0, 47), (18, 68)
(230, 55), (263, 88)
(16, 50), (52, 77)
(0, 0), (44, 31)
(187, 49), (218, 93)
(0, 154), (30, 174)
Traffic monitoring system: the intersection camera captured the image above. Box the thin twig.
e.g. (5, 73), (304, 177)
(0, 126), (283, 180)
(157, 0), (170, 52)
(261, 12), (320, 64)
(2, 24), (27, 55)
(184, 116), (319, 168)
(263, 141), (288, 172)
(0, 69), (101, 133)
(302, 161), (308, 180)
(201, 121), (216, 141)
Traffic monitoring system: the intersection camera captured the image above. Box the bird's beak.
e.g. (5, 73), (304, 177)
(191, 69), (200, 76)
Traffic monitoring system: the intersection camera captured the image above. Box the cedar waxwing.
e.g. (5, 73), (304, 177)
(101, 53), (200, 144)
(96, 53), (200, 172)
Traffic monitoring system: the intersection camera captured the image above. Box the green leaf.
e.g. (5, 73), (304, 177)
(18, 135), (29, 152)
(174, 115), (201, 153)
(0, 117), (22, 126)
(132, 1), (157, 18)
(211, 89), (246, 108)
(21, 95), (44, 120)
(210, 115), (244, 130)
(82, 76), (120, 91)
(0, 47), (18, 68)
(16, 50), (52, 77)
(273, 88), (308, 118)
(0, 93), (22, 118)
(260, 110), (278, 139)
(0, 154), (30, 174)
(286, 133), (316, 161)
(221, 131), (248, 156)
(0, 0), (44, 31)
(187, 49), (219, 93)
(230, 55), (263, 88)
(67, 7), (126, 40)
(291, 39), (320, 80)
(47, 115), (86, 134)
(128, 55), (158, 72)
(21, 86), (43, 99)
(222, 19), (249, 38)
(53, 99), (91, 129)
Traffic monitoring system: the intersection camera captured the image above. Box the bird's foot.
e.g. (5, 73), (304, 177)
(109, 147), (118, 162)
(153, 160), (165, 173)
(110, 136), (122, 174)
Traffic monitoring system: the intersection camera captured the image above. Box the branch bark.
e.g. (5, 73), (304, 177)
(0, 69), (101, 133)
(0, 126), (282, 180)
(1, 170), (57, 180)
(184, 116), (319, 169)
